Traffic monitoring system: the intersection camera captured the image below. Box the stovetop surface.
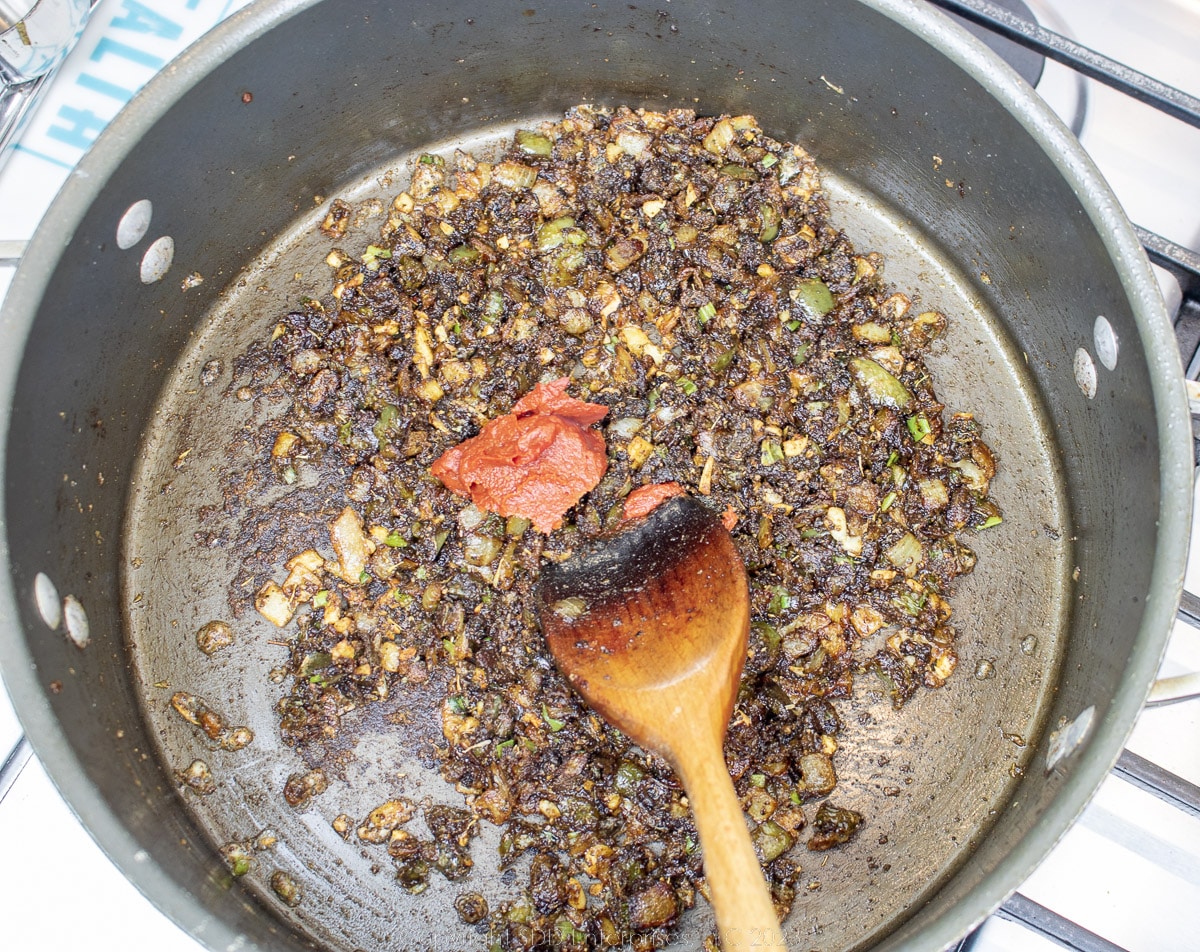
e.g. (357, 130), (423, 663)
(1, 1), (1197, 950)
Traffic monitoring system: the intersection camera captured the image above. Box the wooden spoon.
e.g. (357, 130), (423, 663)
(536, 495), (787, 951)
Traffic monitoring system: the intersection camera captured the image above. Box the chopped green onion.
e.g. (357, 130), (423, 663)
(432, 529), (450, 556)
(281, 464), (296, 485)
(893, 590), (927, 616)
(751, 820), (795, 861)
(541, 704), (565, 732)
(906, 413), (932, 443)
(793, 342), (810, 365)
(550, 247), (586, 287)
(760, 439), (784, 466)
(785, 319), (802, 332)
(720, 162), (758, 181)
(555, 919), (587, 944)
(750, 773), (767, 788)
(759, 203), (780, 243)
(886, 450), (899, 467)
(515, 129), (553, 157)
(849, 357), (912, 409)
(536, 216), (583, 251)
(751, 621), (781, 654)
(761, 153), (779, 169)
(418, 153), (444, 166)
(385, 530), (407, 548)
(790, 278), (835, 320)
(312, 590), (329, 608)
(495, 739), (515, 754)
(712, 347), (737, 375)
(697, 301), (717, 325)
(373, 403), (400, 441)
(614, 761), (645, 796)
(299, 651), (332, 677)
(448, 245), (481, 265)
(481, 289), (505, 323)
(880, 491), (897, 512)
(363, 244), (392, 265)
(678, 376), (698, 395)
(979, 515), (1003, 529)
(358, 570), (371, 584)
(768, 586), (790, 615)
(447, 695), (468, 714)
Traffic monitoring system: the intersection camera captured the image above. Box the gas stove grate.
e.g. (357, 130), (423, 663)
(932, 0), (1200, 310)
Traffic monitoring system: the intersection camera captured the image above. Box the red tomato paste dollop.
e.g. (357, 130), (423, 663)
(622, 482), (685, 520)
(622, 481), (740, 532)
(431, 378), (609, 533)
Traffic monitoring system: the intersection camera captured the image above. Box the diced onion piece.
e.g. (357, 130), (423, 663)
(415, 378), (444, 404)
(703, 118), (735, 155)
(492, 161), (538, 189)
(272, 431), (299, 457)
(850, 604), (885, 637)
(825, 507), (862, 557)
(918, 477), (949, 509)
(618, 324), (655, 360)
(751, 820), (795, 862)
(851, 322), (892, 343)
(885, 532), (924, 577)
(641, 198), (666, 218)
(868, 345), (905, 375)
(627, 435), (654, 470)
(951, 458), (990, 493)
(604, 236), (646, 273)
(536, 216), (582, 251)
(330, 506), (374, 584)
(609, 417), (644, 441)
(797, 752), (837, 794)
(463, 533), (503, 566)
(551, 596), (587, 620)
(255, 582), (294, 627)
(615, 129), (652, 158)
(379, 642), (401, 672)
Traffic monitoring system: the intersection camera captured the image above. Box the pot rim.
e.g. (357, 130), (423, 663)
(0, 1), (1190, 950)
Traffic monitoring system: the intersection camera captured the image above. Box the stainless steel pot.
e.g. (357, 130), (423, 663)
(0, 1), (1190, 950)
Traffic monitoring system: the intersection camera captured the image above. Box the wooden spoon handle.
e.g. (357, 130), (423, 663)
(679, 742), (788, 952)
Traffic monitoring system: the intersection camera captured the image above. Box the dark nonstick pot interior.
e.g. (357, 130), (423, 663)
(0, 1), (1189, 951)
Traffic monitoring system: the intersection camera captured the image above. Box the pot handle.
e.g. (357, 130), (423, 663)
(1146, 458), (1200, 706)
(1149, 583), (1200, 705)
(0, 239), (23, 267)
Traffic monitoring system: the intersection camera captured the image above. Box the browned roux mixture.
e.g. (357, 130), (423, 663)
(224, 105), (1000, 951)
